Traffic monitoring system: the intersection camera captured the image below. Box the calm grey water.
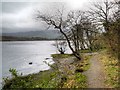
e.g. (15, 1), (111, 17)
(2, 41), (71, 78)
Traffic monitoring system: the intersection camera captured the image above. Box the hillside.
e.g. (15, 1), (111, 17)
(1, 36), (53, 41)
(2, 30), (62, 40)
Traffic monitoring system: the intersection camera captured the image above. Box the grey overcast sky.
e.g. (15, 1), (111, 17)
(1, 0), (103, 33)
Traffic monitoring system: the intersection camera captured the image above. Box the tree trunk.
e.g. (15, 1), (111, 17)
(60, 51), (64, 54)
(59, 28), (81, 60)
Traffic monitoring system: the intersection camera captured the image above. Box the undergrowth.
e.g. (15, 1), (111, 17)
(100, 51), (120, 88)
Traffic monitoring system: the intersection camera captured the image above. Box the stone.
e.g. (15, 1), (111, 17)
(29, 62), (32, 65)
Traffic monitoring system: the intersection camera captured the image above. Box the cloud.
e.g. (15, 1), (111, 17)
(2, 2), (30, 13)
(1, 1), (90, 33)
(2, 2), (45, 33)
(2, 2), (69, 33)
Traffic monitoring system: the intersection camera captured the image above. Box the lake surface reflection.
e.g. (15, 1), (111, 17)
(2, 41), (71, 78)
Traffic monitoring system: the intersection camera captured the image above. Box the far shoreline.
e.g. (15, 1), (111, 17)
(1, 36), (66, 42)
(1, 39), (66, 42)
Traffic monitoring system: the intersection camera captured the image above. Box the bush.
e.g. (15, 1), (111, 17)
(9, 68), (18, 78)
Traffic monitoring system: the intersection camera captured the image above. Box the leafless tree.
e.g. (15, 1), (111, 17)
(36, 8), (81, 60)
(113, 0), (120, 21)
(88, 0), (119, 53)
(67, 10), (99, 51)
(53, 40), (67, 54)
(88, 0), (115, 32)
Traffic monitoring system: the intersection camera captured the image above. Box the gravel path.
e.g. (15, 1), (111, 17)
(84, 53), (107, 88)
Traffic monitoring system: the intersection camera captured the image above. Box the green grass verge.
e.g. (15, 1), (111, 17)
(62, 54), (92, 88)
(62, 73), (87, 88)
(80, 48), (104, 53)
(80, 49), (92, 53)
(75, 73), (87, 88)
(100, 51), (120, 88)
(75, 55), (92, 72)
(51, 54), (73, 58)
(71, 54), (92, 88)
(3, 70), (61, 88)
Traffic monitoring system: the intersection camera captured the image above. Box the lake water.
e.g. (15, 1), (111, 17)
(2, 41), (71, 78)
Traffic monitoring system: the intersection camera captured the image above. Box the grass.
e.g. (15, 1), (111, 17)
(80, 49), (92, 53)
(75, 55), (92, 72)
(62, 73), (87, 88)
(3, 70), (61, 88)
(51, 54), (73, 58)
(61, 54), (92, 88)
(100, 51), (120, 88)
(80, 48), (104, 53)
(75, 73), (87, 88)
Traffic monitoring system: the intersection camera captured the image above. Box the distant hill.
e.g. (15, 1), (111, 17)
(1, 36), (57, 41)
(2, 30), (62, 39)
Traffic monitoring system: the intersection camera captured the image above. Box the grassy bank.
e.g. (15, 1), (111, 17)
(99, 50), (120, 88)
(80, 48), (104, 53)
(3, 69), (61, 88)
(75, 54), (92, 72)
(62, 54), (92, 88)
(51, 54), (73, 59)
(51, 53), (92, 88)
(3, 53), (92, 89)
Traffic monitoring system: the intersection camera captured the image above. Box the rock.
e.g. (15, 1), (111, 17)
(29, 62), (32, 65)
(75, 69), (84, 73)
(80, 64), (84, 67)
(85, 63), (89, 65)
(45, 58), (50, 60)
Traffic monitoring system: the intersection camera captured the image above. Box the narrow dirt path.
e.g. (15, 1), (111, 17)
(84, 53), (107, 88)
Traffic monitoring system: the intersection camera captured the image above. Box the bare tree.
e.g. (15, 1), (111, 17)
(36, 8), (81, 60)
(113, 0), (120, 21)
(66, 11), (83, 53)
(88, 0), (119, 53)
(53, 40), (67, 54)
(67, 10), (99, 51)
(88, 0), (115, 32)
